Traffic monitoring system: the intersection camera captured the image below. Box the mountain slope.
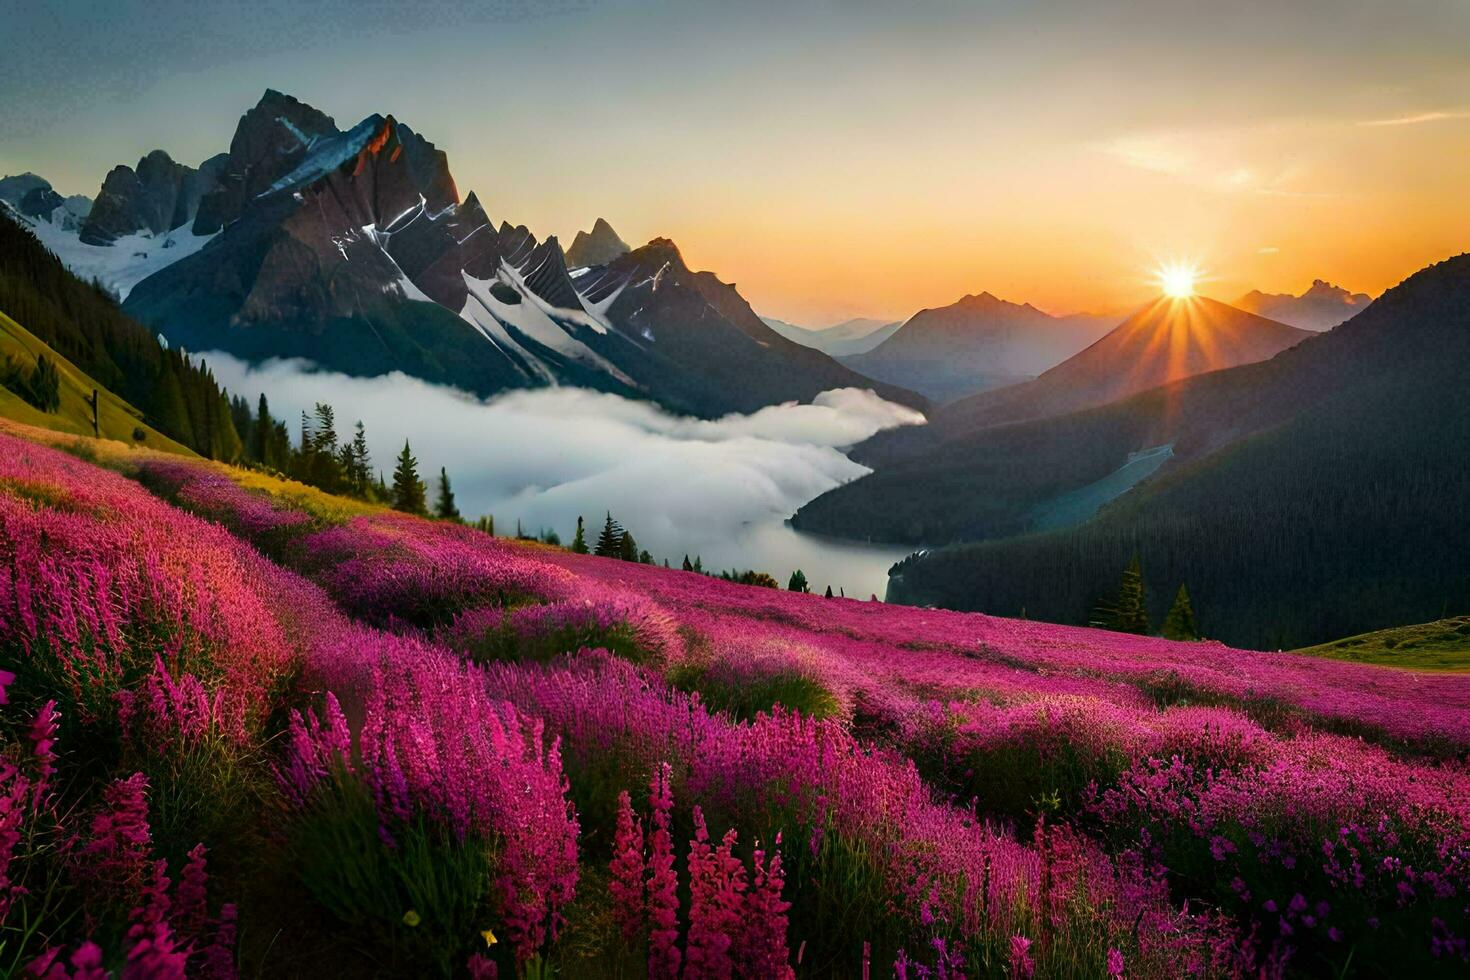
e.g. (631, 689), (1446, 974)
(866, 253), (1470, 648)
(1236, 279), (1372, 331)
(578, 239), (927, 414)
(839, 292), (1117, 402)
(0, 308), (191, 453)
(854, 296), (1308, 466)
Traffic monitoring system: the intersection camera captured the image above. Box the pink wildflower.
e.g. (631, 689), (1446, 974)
(1009, 935), (1035, 978)
(609, 790), (646, 943)
(646, 762), (681, 978)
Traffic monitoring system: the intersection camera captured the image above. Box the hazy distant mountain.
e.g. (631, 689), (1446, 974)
(760, 315), (901, 356)
(75, 90), (926, 418)
(860, 254), (1470, 648)
(1236, 280), (1372, 331)
(566, 218), (630, 268)
(838, 292), (1118, 402)
(852, 295), (1309, 468)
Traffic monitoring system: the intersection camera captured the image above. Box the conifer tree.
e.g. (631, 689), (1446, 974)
(594, 512), (624, 557)
(571, 516), (589, 554)
(1112, 554), (1151, 635)
(255, 394), (274, 467)
(435, 467), (462, 521)
(638, 549), (653, 564)
(1162, 584), (1200, 641)
(682, 555), (694, 572)
(692, 555), (703, 574)
(825, 585), (834, 598)
(346, 421), (371, 495)
(618, 529), (639, 563)
(391, 440), (427, 515)
(788, 569), (810, 593)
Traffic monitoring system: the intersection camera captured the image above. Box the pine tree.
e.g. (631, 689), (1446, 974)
(788, 569), (810, 593)
(682, 555), (694, 572)
(435, 467), (462, 521)
(692, 555), (703, 574)
(1112, 554), (1151, 635)
(824, 585), (834, 598)
(254, 394), (273, 467)
(1161, 584), (1199, 641)
(342, 421), (371, 495)
(391, 440), (427, 515)
(618, 529), (639, 563)
(594, 512), (624, 557)
(638, 549), (653, 564)
(571, 516), (589, 554)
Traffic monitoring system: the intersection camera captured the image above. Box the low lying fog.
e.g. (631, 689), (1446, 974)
(201, 352), (925, 597)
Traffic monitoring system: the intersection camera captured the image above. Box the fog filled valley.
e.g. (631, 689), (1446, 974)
(4, 4), (1470, 976)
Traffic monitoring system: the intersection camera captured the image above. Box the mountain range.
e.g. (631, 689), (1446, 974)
(796, 257), (1470, 648)
(837, 292), (1119, 402)
(852, 296), (1310, 466)
(6, 90), (925, 419)
(1236, 279), (1372, 331)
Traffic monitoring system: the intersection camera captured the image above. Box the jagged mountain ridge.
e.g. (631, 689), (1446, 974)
(1235, 279), (1373, 332)
(36, 90), (925, 419)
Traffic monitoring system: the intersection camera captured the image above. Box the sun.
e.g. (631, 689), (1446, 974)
(1155, 261), (1200, 299)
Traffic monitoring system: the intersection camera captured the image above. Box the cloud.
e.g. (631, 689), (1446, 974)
(199, 352), (924, 591)
(1358, 109), (1469, 127)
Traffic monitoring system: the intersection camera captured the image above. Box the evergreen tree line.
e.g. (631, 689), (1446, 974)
(1087, 554), (1199, 641)
(227, 396), (463, 521)
(0, 211), (242, 458)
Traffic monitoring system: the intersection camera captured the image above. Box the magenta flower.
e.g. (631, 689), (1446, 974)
(609, 790), (646, 943)
(1008, 935), (1035, 978)
(1107, 946), (1125, 976)
(646, 763), (682, 978)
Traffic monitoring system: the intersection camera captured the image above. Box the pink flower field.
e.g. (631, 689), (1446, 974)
(1, 423), (1467, 978)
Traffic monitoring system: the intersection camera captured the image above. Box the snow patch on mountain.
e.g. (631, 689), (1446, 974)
(20, 209), (215, 300)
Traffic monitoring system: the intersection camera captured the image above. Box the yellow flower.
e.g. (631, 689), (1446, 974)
(402, 910), (421, 928)
(481, 928), (498, 947)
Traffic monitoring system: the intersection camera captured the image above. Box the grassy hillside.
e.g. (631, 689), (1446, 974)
(1297, 616), (1470, 671)
(0, 309), (193, 453)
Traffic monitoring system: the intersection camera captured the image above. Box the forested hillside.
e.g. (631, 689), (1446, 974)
(0, 207), (242, 458)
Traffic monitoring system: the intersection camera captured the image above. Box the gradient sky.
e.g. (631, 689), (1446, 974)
(4, 0), (1469, 324)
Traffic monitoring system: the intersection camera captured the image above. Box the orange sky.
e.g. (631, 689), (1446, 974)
(7, 1), (1470, 326)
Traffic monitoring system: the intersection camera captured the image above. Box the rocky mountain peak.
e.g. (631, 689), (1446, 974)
(566, 217), (631, 268)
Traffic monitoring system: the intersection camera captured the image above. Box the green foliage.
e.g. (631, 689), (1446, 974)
(570, 516), (588, 554)
(1296, 616), (1470, 671)
(474, 515), (496, 536)
(666, 663), (842, 723)
(787, 569), (809, 593)
(1161, 584), (1199, 640)
(718, 568), (779, 588)
(435, 467), (461, 521)
(285, 764), (502, 978)
(1, 352), (61, 412)
(392, 440), (428, 515)
(1091, 554), (1149, 635)
(451, 618), (657, 668)
(594, 512), (623, 558)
